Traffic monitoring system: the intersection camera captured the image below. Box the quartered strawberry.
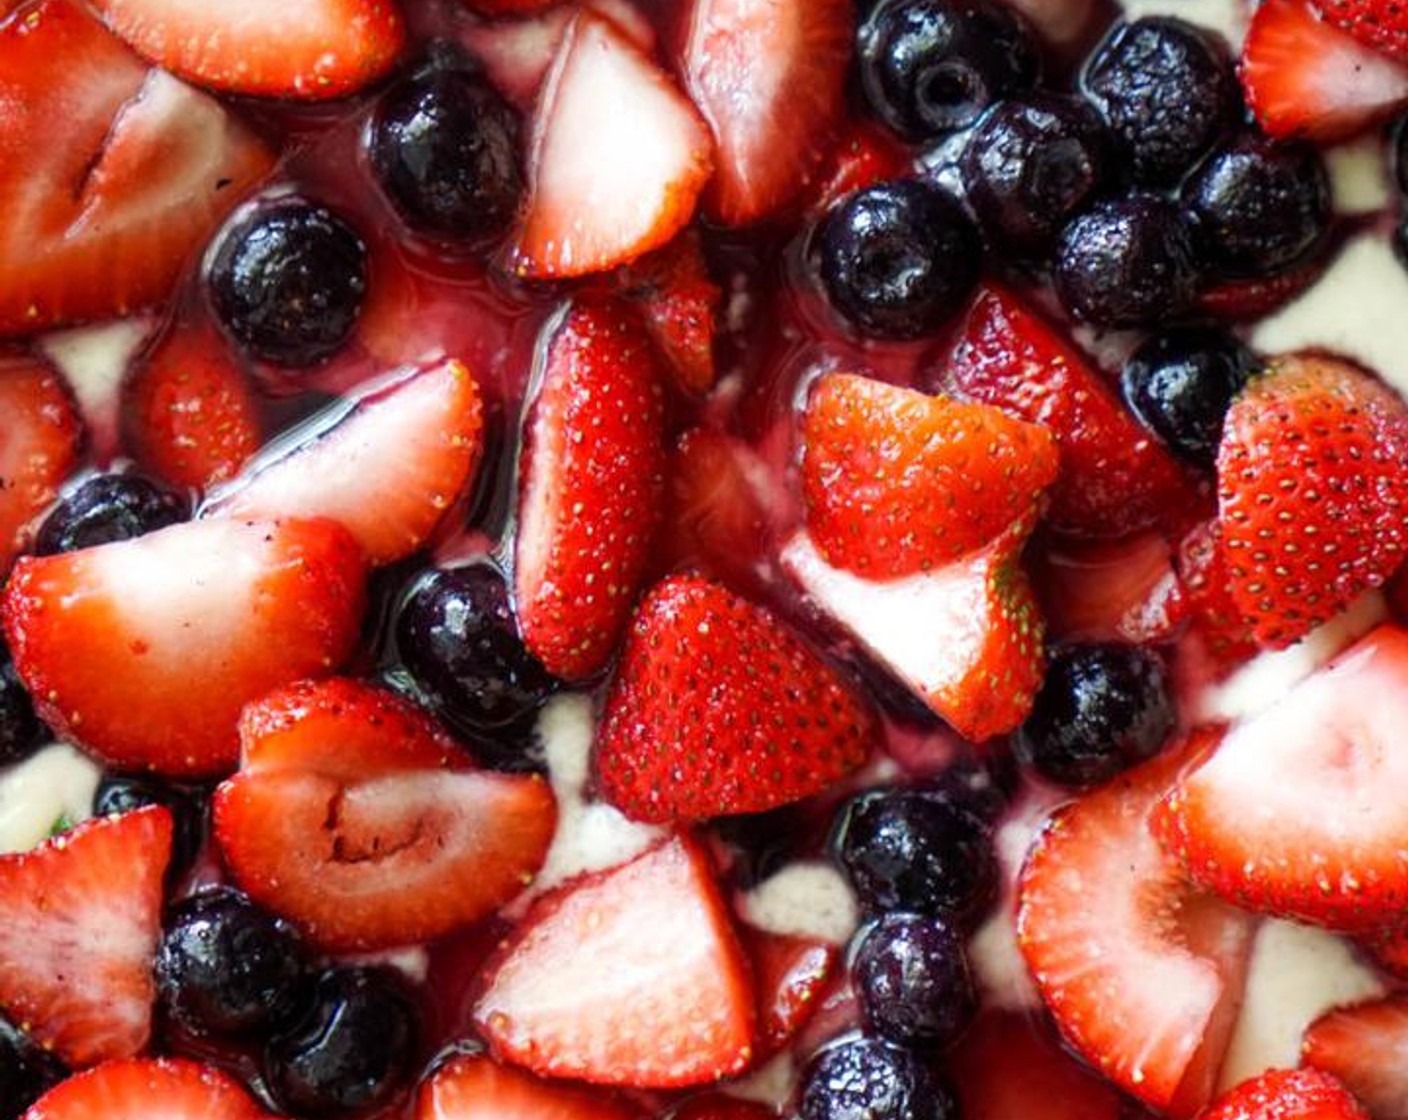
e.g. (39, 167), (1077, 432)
(0, 0), (273, 334)
(594, 573), (874, 823)
(0, 807), (170, 1067)
(23, 1057), (271, 1120)
(1174, 520), (1259, 672)
(614, 232), (720, 396)
(1241, 0), (1408, 142)
(1032, 530), (1186, 646)
(214, 677), (556, 952)
(743, 928), (838, 1055)
(806, 119), (914, 216)
(801, 372), (1058, 580)
(516, 299), (666, 680)
(1200, 1070), (1369, 1120)
(2, 517), (366, 777)
(0, 357), (81, 573)
(209, 360), (484, 566)
(1303, 996), (1408, 1120)
(417, 1051), (644, 1120)
(1017, 746), (1256, 1115)
(1216, 355), (1408, 649)
(940, 285), (1201, 540)
(514, 11), (712, 278)
(678, 0), (851, 225)
(87, 0), (404, 99)
(474, 835), (757, 1088)
(1155, 625), (1408, 931)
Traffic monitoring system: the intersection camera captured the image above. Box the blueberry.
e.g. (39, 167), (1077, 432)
(395, 566), (556, 735)
(34, 474), (187, 556)
(926, 755), (1013, 827)
(1018, 643), (1176, 787)
(210, 199), (367, 367)
(801, 1037), (957, 1120)
(93, 775), (205, 882)
(1121, 328), (1259, 467)
(859, 0), (1041, 141)
(155, 887), (309, 1037)
(1082, 17), (1238, 185)
(0, 1015), (65, 1119)
(0, 643), (46, 766)
(854, 914), (976, 1048)
(370, 67), (522, 242)
(1054, 194), (1200, 327)
(819, 180), (982, 340)
(960, 94), (1111, 256)
(1182, 134), (1330, 279)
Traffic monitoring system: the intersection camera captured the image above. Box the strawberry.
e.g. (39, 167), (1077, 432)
(806, 120), (914, 216)
(1240, 0), (1408, 142)
(1155, 625), (1408, 931)
(87, 0), (404, 99)
(513, 12), (712, 278)
(23, 1058), (271, 1120)
(1200, 1070), (1369, 1120)
(594, 573), (874, 823)
(800, 372), (1059, 580)
(516, 299), (666, 680)
(0, 807), (170, 1067)
(781, 524), (1047, 742)
(1175, 520), (1259, 671)
(940, 284), (1201, 540)
(214, 677), (556, 952)
(0, 0), (273, 334)
(1361, 924), (1408, 978)
(1197, 255), (1330, 321)
(1216, 355), (1408, 649)
(2, 516), (366, 777)
(210, 360), (484, 567)
(459, 0), (556, 13)
(1032, 530), (1186, 646)
(0, 357), (81, 573)
(1317, 0), (1408, 62)
(614, 232), (720, 396)
(678, 0), (851, 225)
(1303, 996), (1408, 1120)
(671, 1098), (776, 1120)
(474, 835), (757, 1088)
(416, 1051), (644, 1120)
(1016, 746), (1256, 1114)
(743, 929), (838, 1055)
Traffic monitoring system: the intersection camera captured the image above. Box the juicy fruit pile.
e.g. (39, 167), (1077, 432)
(4, 0), (1408, 1118)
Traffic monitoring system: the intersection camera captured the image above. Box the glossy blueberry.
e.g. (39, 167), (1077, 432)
(1018, 643), (1176, 787)
(0, 643), (46, 766)
(34, 474), (187, 556)
(801, 1037), (957, 1120)
(1121, 328), (1259, 467)
(155, 887), (309, 1037)
(210, 199), (367, 367)
(819, 180), (981, 340)
(93, 775), (205, 881)
(859, 0), (1041, 140)
(960, 94), (1111, 256)
(854, 914), (976, 1048)
(0, 1015), (65, 1119)
(1054, 194), (1200, 327)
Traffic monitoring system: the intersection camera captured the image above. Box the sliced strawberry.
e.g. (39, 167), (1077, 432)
(614, 231), (720, 396)
(1362, 924), (1408, 979)
(459, 0), (556, 13)
(88, 0), (404, 99)
(23, 1057), (270, 1120)
(671, 1097), (775, 1120)
(516, 299), (666, 680)
(1241, 0), (1408, 142)
(1303, 996), (1408, 1120)
(742, 928), (837, 1056)
(806, 119), (913, 216)
(474, 835), (757, 1088)
(214, 677), (555, 952)
(1175, 520), (1259, 672)
(1201, 1069), (1369, 1120)
(0, 1), (273, 334)
(1017, 746), (1256, 1114)
(1032, 530), (1186, 645)
(940, 285), (1201, 539)
(514, 12), (712, 279)
(594, 573), (874, 823)
(416, 1051), (644, 1120)
(1317, 0), (1408, 62)
(0, 807), (170, 1067)
(2, 517), (366, 777)
(0, 357), (81, 573)
(678, 0), (851, 225)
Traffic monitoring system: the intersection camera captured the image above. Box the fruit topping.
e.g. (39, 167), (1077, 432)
(744, 930), (839, 1055)
(1303, 995), (1408, 1120)
(1175, 520), (1260, 669)
(0, 1014), (65, 1119)
(853, 912), (976, 1049)
(800, 1036), (957, 1120)
(0, 359), (81, 574)
(415, 1051), (644, 1120)
(22, 1057), (271, 1120)
(1032, 530), (1186, 646)
(614, 232), (720, 397)
(1200, 1069), (1369, 1120)
(92, 776), (204, 887)
(34, 474), (187, 557)
(0, 641), (47, 767)
(1317, 0), (1408, 62)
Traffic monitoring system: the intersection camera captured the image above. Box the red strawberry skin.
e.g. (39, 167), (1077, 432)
(1200, 1069), (1369, 1120)
(516, 298), (667, 681)
(0, 357), (81, 573)
(614, 232), (720, 396)
(0, 807), (171, 1068)
(415, 1051), (644, 1120)
(23, 1057), (272, 1120)
(595, 573), (875, 823)
(743, 928), (838, 1055)
(1174, 520), (1258, 672)
(1302, 996), (1408, 1120)
(1316, 0), (1408, 61)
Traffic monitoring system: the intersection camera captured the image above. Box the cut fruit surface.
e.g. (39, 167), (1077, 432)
(416, 1051), (644, 1120)
(1303, 996), (1408, 1120)
(0, 357), (82, 575)
(22, 1057), (272, 1120)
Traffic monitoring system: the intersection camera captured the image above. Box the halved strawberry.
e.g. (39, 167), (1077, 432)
(678, 0), (851, 225)
(474, 835), (757, 1088)
(1316, 0), (1408, 63)
(24, 1057), (271, 1120)
(1175, 520), (1259, 672)
(2, 517), (366, 777)
(0, 1), (273, 334)
(594, 573), (874, 823)
(806, 119), (913, 216)
(743, 929), (838, 1056)
(0, 807), (170, 1067)
(513, 12), (712, 278)
(1241, 0), (1408, 142)
(1303, 996), (1408, 1120)
(214, 677), (556, 952)
(1201, 1069), (1369, 1120)
(1156, 625), (1408, 931)
(1017, 746), (1256, 1115)
(209, 360), (484, 566)
(416, 1051), (644, 1120)
(0, 357), (81, 573)
(614, 231), (720, 396)
(516, 299), (666, 680)
(87, 0), (404, 99)
(1032, 530), (1186, 646)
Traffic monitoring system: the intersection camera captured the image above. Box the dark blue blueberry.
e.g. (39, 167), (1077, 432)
(1082, 17), (1238, 185)
(155, 887), (309, 1037)
(801, 1036), (957, 1120)
(0, 643), (46, 766)
(1054, 194), (1200, 327)
(34, 474), (187, 556)
(210, 199), (367, 367)
(854, 914), (976, 1048)
(859, 0), (1041, 140)
(1181, 134), (1330, 279)
(819, 180), (982, 340)
(93, 775), (205, 882)
(1018, 643), (1176, 787)
(925, 755), (1012, 826)
(0, 1015), (65, 1119)
(960, 94), (1110, 257)
(1121, 328), (1259, 467)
